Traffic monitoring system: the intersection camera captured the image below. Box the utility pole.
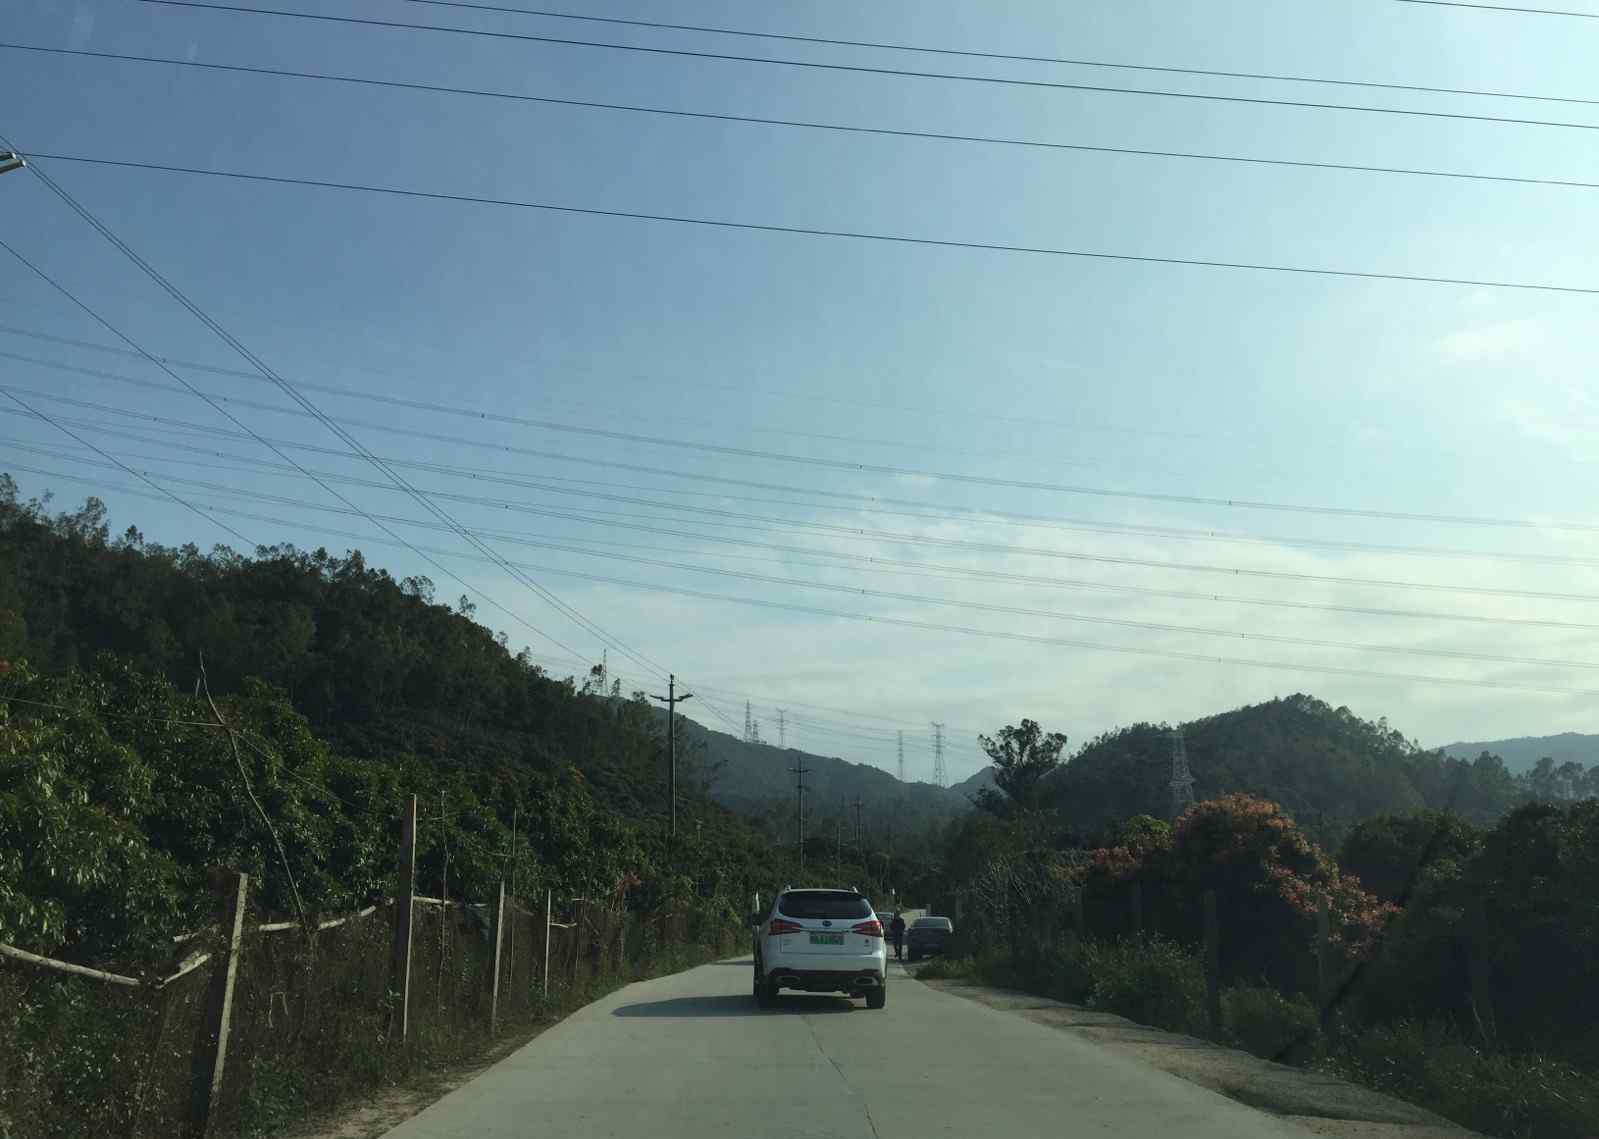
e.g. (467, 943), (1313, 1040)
(852, 795), (865, 858)
(931, 722), (946, 789)
(790, 761), (810, 873)
(897, 730), (905, 782)
(648, 675), (693, 843)
(835, 808), (843, 881)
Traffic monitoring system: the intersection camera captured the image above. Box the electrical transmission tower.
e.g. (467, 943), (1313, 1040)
(744, 701), (753, 743)
(931, 722), (946, 789)
(1168, 729), (1196, 819)
(790, 761), (810, 871)
(897, 730), (905, 782)
(852, 795), (865, 855)
(778, 709), (786, 749)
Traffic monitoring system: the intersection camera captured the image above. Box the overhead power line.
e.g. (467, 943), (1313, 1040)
(390, 0), (1599, 108)
(12, 46), (1597, 196)
(0, 242), (256, 547)
(16, 451), (1599, 675)
(0, 157), (600, 669)
(12, 460), (1596, 700)
(32, 152), (1597, 296)
(1393, 0), (1599, 16)
(15, 427), (1597, 633)
(138, 1), (1599, 133)
(9, 321), (1596, 533)
(2, 143), (745, 730)
(8, 395), (1597, 606)
(7, 356), (1592, 570)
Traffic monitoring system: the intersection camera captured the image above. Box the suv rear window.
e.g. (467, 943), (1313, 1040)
(778, 891), (872, 919)
(914, 917), (952, 929)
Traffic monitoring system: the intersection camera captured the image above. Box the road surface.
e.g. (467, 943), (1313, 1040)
(382, 957), (1314, 1138)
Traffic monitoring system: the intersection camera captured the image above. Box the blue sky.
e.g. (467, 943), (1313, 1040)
(3, 0), (1597, 783)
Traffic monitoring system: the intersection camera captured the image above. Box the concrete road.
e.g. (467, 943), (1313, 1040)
(383, 958), (1313, 1139)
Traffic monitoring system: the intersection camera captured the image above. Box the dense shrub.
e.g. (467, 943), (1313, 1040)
(1222, 984), (1320, 1065)
(1332, 1021), (1599, 1139)
(1082, 937), (1205, 1035)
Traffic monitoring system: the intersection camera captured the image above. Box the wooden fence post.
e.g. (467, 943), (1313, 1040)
(490, 879), (506, 1036)
(1202, 889), (1221, 1033)
(542, 888), (552, 1000)
(189, 872), (248, 1139)
(390, 794), (417, 1041)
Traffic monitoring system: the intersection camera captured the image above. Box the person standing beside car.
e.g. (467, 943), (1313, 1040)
(889, 912), (907, 961)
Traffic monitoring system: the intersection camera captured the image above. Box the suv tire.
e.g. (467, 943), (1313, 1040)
(866, 984), (887, 1010)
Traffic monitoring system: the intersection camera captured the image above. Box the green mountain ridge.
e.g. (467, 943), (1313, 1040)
(1440, 732), (1599, 774)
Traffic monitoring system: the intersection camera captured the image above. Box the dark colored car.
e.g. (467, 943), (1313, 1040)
(905, 916), (953, 961)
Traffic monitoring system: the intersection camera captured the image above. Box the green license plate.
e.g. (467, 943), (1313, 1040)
(809, 932), (844, 946)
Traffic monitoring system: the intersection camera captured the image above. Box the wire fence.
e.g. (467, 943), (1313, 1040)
(0, 801), (741, 1139)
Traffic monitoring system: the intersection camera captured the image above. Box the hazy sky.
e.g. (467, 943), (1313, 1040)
(3, 0), (1597, 784)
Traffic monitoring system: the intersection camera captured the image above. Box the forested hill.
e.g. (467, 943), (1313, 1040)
(1441, 732), (1599, 774)
(1041, 693), (1599, 845)
(0, 481), (947, 837)
(666, 712), (966, 851)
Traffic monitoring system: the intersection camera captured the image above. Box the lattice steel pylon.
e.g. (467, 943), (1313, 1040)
(897, 730), (905, 783)
(1168, 729), (1196, 819)
(931, 722), (946, 789)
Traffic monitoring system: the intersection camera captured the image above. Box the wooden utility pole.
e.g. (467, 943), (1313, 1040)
(390, 795), (418, 1041)
(648, 676), (693, 843)
(790, 762), (810, 873)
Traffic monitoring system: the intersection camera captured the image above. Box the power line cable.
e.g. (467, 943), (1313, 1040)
(9, 363), (1592, 570)
(1392, 0), (1599, 16)
(0, 142), (654, 689)
(0, 245), (257, 548)
(21, 434), (1595, 632)
(15, 454), (1597, 675)
(21, 452), (1592, 646)
(9, 44), (1599, 196)
(8, 403), (1596, 605)
(22, 460), (1594, 700)
(137, 1), (1599, 133)
(388, 0), (1599, 108)
(0, 318), (1214, 447)
(33, 152), (1597, 297)
(24, 344), (1597, 557)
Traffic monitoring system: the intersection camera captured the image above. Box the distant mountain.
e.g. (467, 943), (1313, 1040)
(1440, 732), (1599, 774)
(945, 765), (997, 803)
(650, 708), (968, 855)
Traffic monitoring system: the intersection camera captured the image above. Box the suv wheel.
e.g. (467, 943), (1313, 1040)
(866, 984), (887, 1010)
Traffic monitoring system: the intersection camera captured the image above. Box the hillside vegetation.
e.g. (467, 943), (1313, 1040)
(1037, 694), (1597, 846)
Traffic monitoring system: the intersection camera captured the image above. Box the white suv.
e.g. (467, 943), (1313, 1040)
(753, 888), (887, 1009)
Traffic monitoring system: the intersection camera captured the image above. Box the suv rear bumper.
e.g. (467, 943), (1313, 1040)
(764, 966), (884, 993)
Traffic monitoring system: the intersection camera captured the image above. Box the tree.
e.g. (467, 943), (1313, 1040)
(1337, 810), (1482, 904)
(977, 719), (1067, 813)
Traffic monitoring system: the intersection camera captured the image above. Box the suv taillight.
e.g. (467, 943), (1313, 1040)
(768, 918), (803, 935)
(852, 920), (883, 938)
